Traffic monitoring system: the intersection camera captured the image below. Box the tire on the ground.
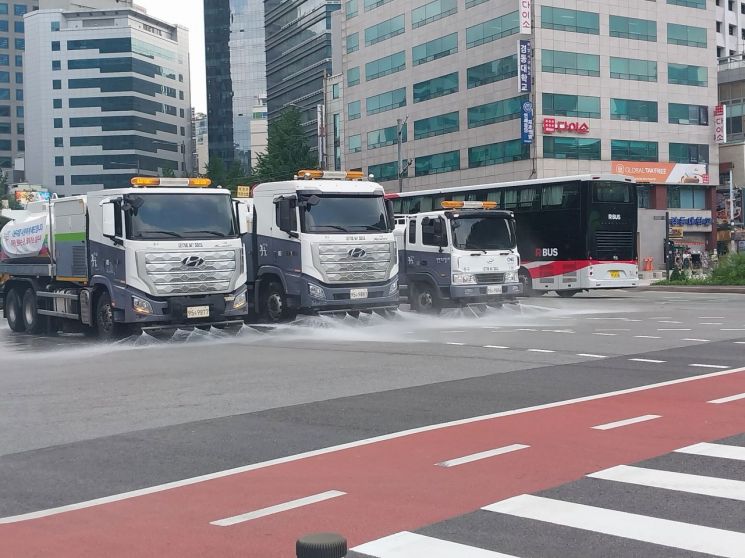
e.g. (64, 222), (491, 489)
(95, 291), (127, 340)
(5, 287), (25, 333)
(556, 289), (581, 298)
(22, 288), (45, 334)
(411, 282), (441, 314)
(262, 281), (296, 323)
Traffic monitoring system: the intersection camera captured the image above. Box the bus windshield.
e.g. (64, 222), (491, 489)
(451, 216), (516, 251)
(593, 182), (634, 203)
(300, 194), (391, 233)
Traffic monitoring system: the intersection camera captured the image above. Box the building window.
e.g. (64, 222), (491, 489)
(413, 111), (459, 139)
(668, 103), (708, 125)
(465, 0), (487, 6)
(668, 185), (706, 209)
(610, 57), (657, 82)
(412, 0), (457, 29)
(609, 15), (656, 41)
(364, 0), (392, 11)
(345, 0), (358, 18)
(52, 79), (61, 89)
(13, 88), (19, 100)
(14, 55), (21, 67)
(543, 137), (601, 160)
(15, 105), (21, 117)
(332, 83), (340, 99)
(0, 21), (6, 32)
(51, 41), (61, 52)
(0, 38), (9, 49)
(667, 23), (707, 48)
(348, 100), (361, 120)
(669, 143), (709, 163)
(415, 150), (460, 176)
(54, 137), (63, 147)
(364, 14), (405, 46)
(347, 66), (360, 87)
(610, 98), (658, 122)
(55, 156), (64, 167)
(367, 123), (406, 149)
(541, 6), (599, 34)
(366, 87), (406, 115)
(666, 0), (705, 7)
(13, 20), (21, 32)
(467, 54), (517, 88)
(368, 161), (398, 182)
(54, 118), (63, 128)
(0, 88), (7, 100)
(466, 11), (518, 48)
(0, 4), (7, 14)
(55, 176), (64, 186)
(468, 139), (529, 168)
(543, 93), (601, 118)
(365, 51), (405, 81)
(413, 71), (458, 103)
(14, 38), (23, 50)
(348, 134), (361, 153)
(346, 32), (359, 53)
(412, 32), (458, 65)
(611, 139), (659, 161)
(468, 95), (527, 128)
(637, 185), (651, 208)
(53, 98), (62, 109)
(542, 50), (600, 77)
(51, 21), (60, 32)
(52, 60), (61, 71)
(668, 63), (707, 86)
(13, 4), (26, 16)
(14, 71), (21, 83)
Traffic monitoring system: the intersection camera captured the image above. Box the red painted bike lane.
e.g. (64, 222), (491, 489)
(3, 368), (745, 558)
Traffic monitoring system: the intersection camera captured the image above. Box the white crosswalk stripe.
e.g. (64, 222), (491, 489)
(352, 532), (518, 558)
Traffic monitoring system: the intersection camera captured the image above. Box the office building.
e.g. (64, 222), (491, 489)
(331, 0), (719, 262)
(250, 94), (267, 169)
(205, 0), (266, 173)
(24, 0), (193, 194)
(716, 0), (745, 58)
(264, 0), (340, 157)
(193, 110), (208, 175)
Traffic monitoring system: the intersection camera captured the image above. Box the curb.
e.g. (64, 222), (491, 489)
(637, 285), (745, 294)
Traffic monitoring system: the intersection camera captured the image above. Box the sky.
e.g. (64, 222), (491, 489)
(139, 0), (207, 113)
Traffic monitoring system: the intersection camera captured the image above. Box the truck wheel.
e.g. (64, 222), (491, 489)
(412, 283), (441, 315)
(95, 292), (126, 340)
(5, 288), (25, 333)
(22, 288), (45, 334)
(262, 282), (296, 323)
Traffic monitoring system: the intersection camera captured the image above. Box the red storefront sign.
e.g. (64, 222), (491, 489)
(542, 118), (590, 135)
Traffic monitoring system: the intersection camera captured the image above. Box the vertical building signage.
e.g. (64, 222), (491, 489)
(518, 40), (532, 93)
(521, 100), (534, 144)
(714, 104), (727, 144)
(519, 0), (532, 35)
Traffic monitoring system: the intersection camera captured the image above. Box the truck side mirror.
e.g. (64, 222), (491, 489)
(236, 202), (249, 235)
(102, 202), (117, 239)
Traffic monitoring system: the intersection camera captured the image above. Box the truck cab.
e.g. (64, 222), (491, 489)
(395, 201), (522, 312)
(246, 170), (399, 321)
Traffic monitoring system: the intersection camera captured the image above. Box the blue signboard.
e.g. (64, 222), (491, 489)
(518, 40), (532, 93)
(521, 100), (534, 144)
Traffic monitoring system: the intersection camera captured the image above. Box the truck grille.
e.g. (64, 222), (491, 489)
(476, 273), (505, 284)
(594, 231), (635, 260)
(141, 250), (238, 295)
(314, 243), (394, 284)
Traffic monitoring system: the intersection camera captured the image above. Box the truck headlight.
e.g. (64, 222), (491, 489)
(132, 296), (153, 315)
(504, 271), (518, 283)
(388, 278), (398, 296)
(309, 283), (325, 300)
(232, 291), (247, 310)
(452, 272), (477, 285)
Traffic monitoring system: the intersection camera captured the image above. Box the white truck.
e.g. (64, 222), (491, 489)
(244, 170), (399, 321)
(394, 201), (522, 313)
(0, 177), (250, 338)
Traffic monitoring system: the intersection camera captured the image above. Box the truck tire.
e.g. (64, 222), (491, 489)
(5, 288), (25, 333)
(22, 288), (45, 334)
(262, 282), (296, 323)
(95, 291), (126, 340)
(411, 283), (441, 315)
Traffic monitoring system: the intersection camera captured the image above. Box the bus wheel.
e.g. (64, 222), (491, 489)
(518, 270), (540, 297)
(557, 289), (581, 298)
(412, 283), (441, 315)
(22, 288), (45, 334)
(5, 288), (25, 333)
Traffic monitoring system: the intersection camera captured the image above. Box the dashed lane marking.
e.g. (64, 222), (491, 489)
(699, 316), (725, 319)
(209, 490), (346, 527)
(708, 392), (745, 404)
(722, 329), (745, 331)
(577, 353), (607, 358)
(483, 494), (745, 558)
(352, 532), (518, 558)
(658, 320), (683, 324)
(682, 338), (710, 342)
(700, 323), (724, 325)
(446, 342), (465, 346)
(676, 442), (745, 462)
(527, 349), (555, 353)
(689, 364), (730, 370)
(592, 332), (617, 336)
(589, 465), (745, 502)
(629, 358), (666, 364)
(736, 341), (745, 345)
(483, 345), (509, 350)
(658, 328), (692, 331)
(635, 335), (661, 339)
(591, 415), (661, 431)
(436, 444), (530, 468)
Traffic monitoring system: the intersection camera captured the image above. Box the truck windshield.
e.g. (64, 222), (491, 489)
(126, 193), (236, 240)
(300, 195), (391, 234)
(451, 216), (516, 251)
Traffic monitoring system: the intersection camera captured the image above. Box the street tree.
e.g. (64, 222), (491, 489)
(252, 106), (316, 183)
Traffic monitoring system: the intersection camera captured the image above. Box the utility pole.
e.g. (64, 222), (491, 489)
(729, 166), (737, 254)
(397, 116), (409, 193)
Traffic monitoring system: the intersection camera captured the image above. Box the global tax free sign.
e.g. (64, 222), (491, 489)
(542, 118), (590, 135)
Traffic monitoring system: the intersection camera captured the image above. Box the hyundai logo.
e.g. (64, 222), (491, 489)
(348, 248), (367, 259)
(181, 256), (205, 268)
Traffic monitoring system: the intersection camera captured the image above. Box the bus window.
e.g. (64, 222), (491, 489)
(504, 189), (518, 208)
(420, 196), (434, 212)
(519, 188), (538, 209)
(486, 190), (502, 207)
(541, 183), (579, 209)
(594, 182), (632, 203)
(392, 199), (402, 213)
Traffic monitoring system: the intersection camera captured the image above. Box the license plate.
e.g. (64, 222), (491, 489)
(609, 270), (621, 279)
(186, 305), (210, 319)
(487, 285), (501, 295)
(350, 288), (368, 300)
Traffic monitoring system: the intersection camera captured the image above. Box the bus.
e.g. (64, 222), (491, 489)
(387, 174), (639, 296)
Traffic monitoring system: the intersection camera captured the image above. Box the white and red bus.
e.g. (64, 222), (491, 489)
(387, 174), (639, 296)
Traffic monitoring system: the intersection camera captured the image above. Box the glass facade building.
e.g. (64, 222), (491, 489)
(264, 0), (340, 155)
(205, 0), (266, 173)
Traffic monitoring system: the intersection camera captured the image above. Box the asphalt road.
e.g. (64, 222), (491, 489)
(1, 289), (744, 556)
